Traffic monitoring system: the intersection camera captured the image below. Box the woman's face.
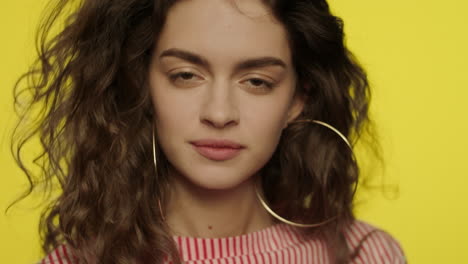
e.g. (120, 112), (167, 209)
(149, 0), (304, 190)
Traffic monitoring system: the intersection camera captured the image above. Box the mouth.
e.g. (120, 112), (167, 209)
(190, 139), (245, 161)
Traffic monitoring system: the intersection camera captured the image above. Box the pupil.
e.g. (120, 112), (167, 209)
(181, 73), (193, 79)
(251, 79), (263, 86)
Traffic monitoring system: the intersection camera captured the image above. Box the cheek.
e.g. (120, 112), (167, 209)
(150, 86), (195, 169)
(248, 109), (286, 137)
(242, 96), (290, 151)
(243, 89), (291, 129)
(150, 79), (196, 131)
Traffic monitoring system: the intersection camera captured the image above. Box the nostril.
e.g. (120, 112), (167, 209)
(201, 118), (238, 129)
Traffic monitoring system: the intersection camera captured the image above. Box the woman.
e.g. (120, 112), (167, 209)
(12, 0), (405, 263)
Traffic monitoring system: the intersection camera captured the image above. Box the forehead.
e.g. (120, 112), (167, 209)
(156, 0), (291, 64)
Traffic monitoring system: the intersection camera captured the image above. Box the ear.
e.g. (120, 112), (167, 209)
(284, 93), (306, 129)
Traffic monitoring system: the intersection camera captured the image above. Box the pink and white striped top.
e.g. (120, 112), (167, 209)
(39, 220), (406, 264)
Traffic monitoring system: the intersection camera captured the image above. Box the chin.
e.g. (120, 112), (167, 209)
(171, 164), (255, 191)
(191, 179), (242, 191)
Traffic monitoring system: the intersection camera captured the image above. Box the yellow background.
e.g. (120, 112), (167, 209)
(1, 0), (467, 263)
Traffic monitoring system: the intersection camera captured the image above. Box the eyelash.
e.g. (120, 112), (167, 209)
(168, 72), (199, 82)
(245, 78), (274, 90)
(168, 71), (275, 91)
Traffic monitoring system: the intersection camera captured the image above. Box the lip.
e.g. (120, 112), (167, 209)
(190, 139), (245, 161)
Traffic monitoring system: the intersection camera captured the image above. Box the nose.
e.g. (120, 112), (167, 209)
(199, 81), (239, 129)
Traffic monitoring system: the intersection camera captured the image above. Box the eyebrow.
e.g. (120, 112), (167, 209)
(159, 48), (287, 71)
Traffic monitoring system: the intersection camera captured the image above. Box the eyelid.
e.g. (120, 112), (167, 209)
(167, 67), (203, 76)
(169, 68), (206, 79)
(239, 75), (277, 92)
(239, 73), (276, 84)
(240, 74), (277, 87)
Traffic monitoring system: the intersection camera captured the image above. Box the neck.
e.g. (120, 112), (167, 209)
(164, 171), (274, 238)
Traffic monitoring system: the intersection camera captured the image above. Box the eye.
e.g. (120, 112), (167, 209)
(168, 71), (204, 87)
(243, 78), (274, 91)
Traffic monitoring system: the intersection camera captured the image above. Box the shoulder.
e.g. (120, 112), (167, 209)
(36, 244), (77, 264)
(343, 220), (407, 264)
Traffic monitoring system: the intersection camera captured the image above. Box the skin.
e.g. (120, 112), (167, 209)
(148, 0), (305, 238)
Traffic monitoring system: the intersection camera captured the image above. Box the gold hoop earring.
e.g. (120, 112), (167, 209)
(255, 119), (353, 228)
(152, 126), (166, 222)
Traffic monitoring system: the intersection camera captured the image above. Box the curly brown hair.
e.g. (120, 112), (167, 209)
(10, 0), (378, 263)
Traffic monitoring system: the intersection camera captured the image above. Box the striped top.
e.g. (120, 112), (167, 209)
(39, 220), (406, 264)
